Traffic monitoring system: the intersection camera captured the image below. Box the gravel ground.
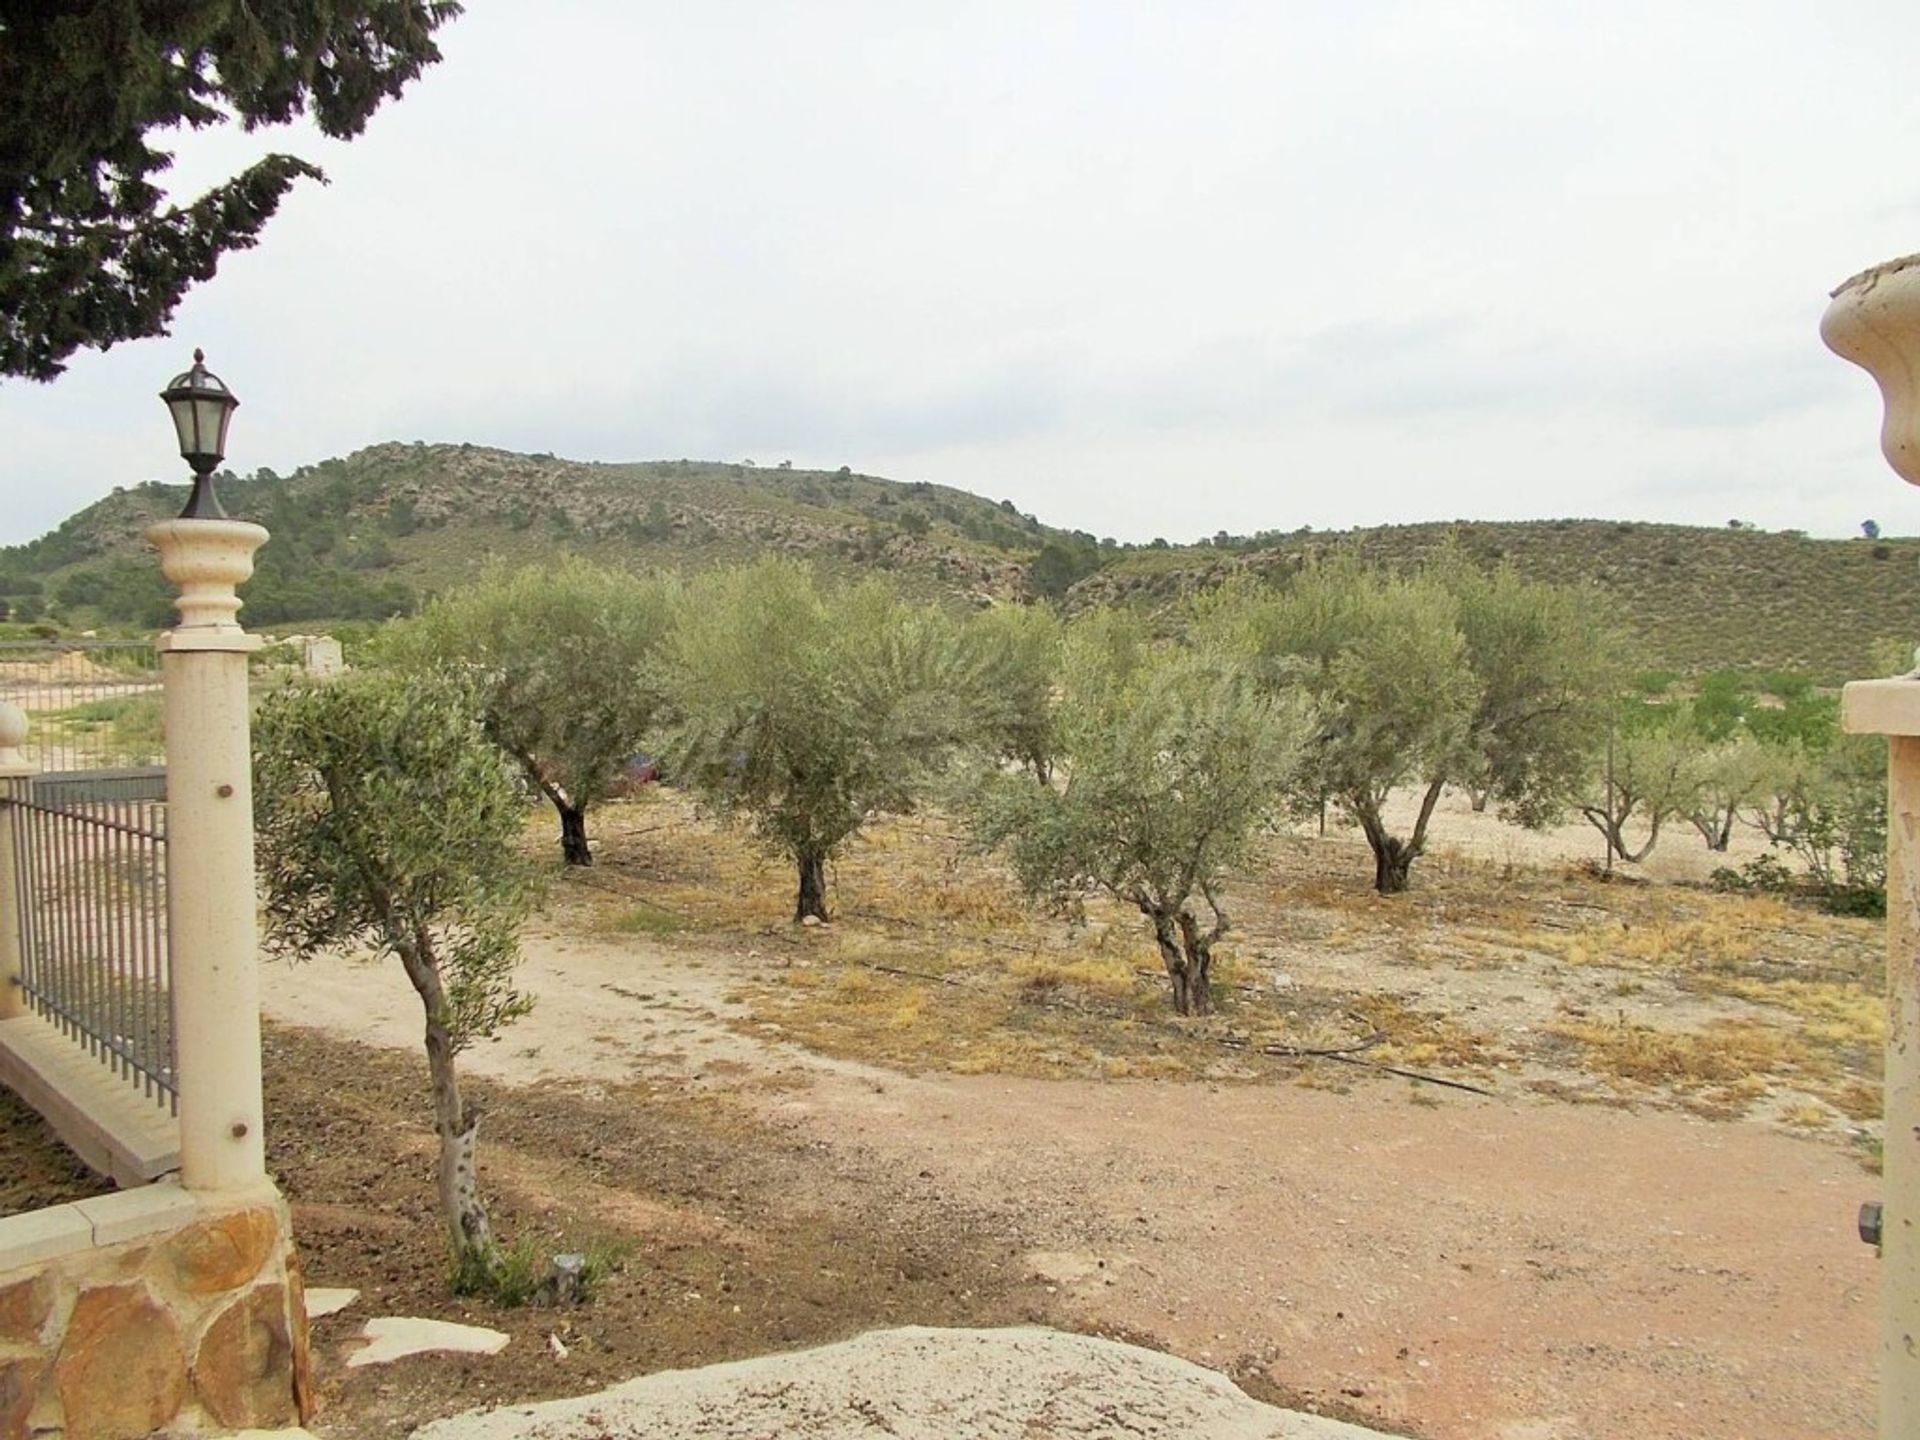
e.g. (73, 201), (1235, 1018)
(412, 1326), (1394, 1440)
(263, 926), (1876, 1440)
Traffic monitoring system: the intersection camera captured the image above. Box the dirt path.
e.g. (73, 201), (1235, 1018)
(781, 1070), (1872, 1440)
(263, 927), (1876, 1440)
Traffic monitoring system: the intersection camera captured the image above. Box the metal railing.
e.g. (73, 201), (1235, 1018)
(0, 639), (165, 773)
(3, 769), (174, 1112)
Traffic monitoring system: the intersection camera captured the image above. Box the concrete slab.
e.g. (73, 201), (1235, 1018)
(0, 1202), (92, 1272)
(303, 1286), (359, 1319)
(347, 1316), (510, 1369)
(410, 1325), (1398, 1439)
(72, 1180), (198, 1246)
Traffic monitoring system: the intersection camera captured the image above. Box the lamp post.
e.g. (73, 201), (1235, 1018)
(145, 349), (271, 1195)
(1823, 253), (1920, 1440)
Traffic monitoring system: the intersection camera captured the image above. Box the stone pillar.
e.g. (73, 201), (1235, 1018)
(145, 518), (270, 1194)
(1841, 684), (1920, 1437)
(0, 701), (31, 1021)
(1824, 253), (1920, 1440)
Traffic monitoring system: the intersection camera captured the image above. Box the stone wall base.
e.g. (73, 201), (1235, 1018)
(0, 1180), (311, 1440)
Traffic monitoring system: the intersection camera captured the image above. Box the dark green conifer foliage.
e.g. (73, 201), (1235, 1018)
(1, 1), (461, 379)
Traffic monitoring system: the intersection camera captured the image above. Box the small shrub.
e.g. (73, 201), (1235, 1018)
(1709, 851), (1883, 917)
(1824, 885), (1886, 919)
(1740, 853), (1796, 894)
(453, 1236), (628, 1308)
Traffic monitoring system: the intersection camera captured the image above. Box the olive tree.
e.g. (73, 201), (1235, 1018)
(963, 602), (1062, 781)
(1198, 554), (1617, 893)
(1443, 558), (1620, 830)
(381, 559), (674, 865)
(666, 559), (977, 921)
(1750, 734), (1887, 907)
(254, 672), (535, 1288)
(1198, 562), (1476, 893)
(971, 621), (1312, 1015)
(1577, 709), (1702, 863)
(1685, 733), (1773, 851)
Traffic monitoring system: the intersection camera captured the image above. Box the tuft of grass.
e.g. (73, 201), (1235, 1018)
(606, 905), (683, 938)
(1822, 1079), (1883, 1122)
(1545, 1015), (1812, 1098)
(452, 1234), (630, 1308)
(1006, 948), (1141, 999)
(1354, 993), (1498, 1070)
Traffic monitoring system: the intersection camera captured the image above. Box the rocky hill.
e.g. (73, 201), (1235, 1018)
(0, 443), (1059, 628)
(5, 442), (1917, 683)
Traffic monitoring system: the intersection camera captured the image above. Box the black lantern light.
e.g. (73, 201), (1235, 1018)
(159, 349), (240, 519)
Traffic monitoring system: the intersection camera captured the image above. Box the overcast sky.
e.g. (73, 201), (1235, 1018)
(6, 1), (1920, 546)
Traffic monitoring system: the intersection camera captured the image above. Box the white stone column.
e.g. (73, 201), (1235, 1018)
(147, 517), (269, 1192)
(1825, 254), (1920, 1440)
(0, 701), (31, 1021)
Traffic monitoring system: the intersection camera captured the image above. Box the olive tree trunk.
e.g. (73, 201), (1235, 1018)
(425, 1017), (493, 1269)
(1367, 831), (1418, 894)
(397, 931), (498, 1277)
(1142, 894), (1229, 1016)
(558, 802), (592, 866)
(498, 735), (595, 866)
(1579, 805), (1663, 864)
(795, 851), (829, 922)
(1690, 807), (1735, 852)
(1354, 778), (1447, 895)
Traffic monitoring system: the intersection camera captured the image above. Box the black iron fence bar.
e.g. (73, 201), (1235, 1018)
(2, 788), (175, 1112)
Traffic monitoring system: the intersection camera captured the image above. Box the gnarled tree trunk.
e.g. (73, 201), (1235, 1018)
(426, 1020), (493, 1269)
(1580, 805), (1663, 865)
(1355, 779), (1446, 895)
(1690, 807), (1735, 852)
(1141, 893), (1229, 1016)
(1369, 833), (1418, 894)
(795, 851), (829, 922)
(1618, 814), (1662, 863)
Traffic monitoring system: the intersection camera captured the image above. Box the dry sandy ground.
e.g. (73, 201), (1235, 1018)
(1354, 787), (1773, 887)
(263, 909), (1877, 1440)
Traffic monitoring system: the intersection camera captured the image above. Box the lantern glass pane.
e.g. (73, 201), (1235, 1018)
(167, 395), (200, 457)
(191, 395), (229, 460)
